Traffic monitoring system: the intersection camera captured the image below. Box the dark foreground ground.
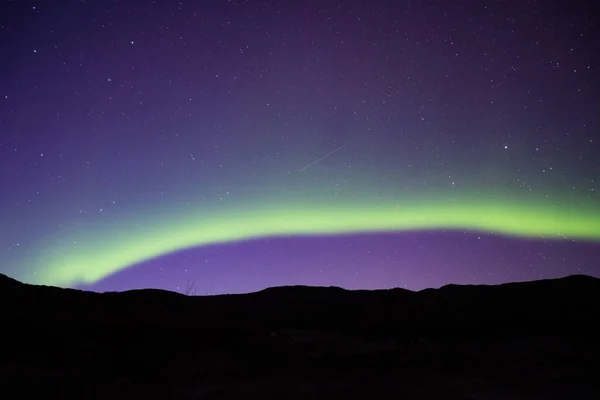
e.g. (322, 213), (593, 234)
(1, 273), (599, 399)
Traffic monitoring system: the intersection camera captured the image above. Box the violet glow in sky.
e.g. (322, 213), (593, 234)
(1, 1), (599, 294)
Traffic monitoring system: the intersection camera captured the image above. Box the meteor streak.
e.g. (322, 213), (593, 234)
(300, 145), (345, 172)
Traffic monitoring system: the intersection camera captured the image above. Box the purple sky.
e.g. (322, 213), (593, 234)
(1, 0), (599, 294)
(74, 232), (600, 295)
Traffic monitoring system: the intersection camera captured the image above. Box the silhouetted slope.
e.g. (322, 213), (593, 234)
(0, 272), (24, 291)
(1, 273), (599, 399)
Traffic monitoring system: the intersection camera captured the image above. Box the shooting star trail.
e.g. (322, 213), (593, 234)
(300, 144), (345, 172)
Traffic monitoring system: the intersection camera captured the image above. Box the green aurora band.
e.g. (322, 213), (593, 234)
(24, 195), (600, 287)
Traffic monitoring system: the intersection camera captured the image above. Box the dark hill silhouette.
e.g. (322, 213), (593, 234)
(1, 273), (599, 399)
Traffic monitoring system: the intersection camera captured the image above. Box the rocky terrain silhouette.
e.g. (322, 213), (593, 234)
(1, 273), (599, 399)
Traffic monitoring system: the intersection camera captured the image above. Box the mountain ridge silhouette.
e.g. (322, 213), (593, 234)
(1, 272), (599, 398)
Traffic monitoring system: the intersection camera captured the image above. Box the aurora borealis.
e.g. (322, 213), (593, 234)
(1, 1), (599, 294)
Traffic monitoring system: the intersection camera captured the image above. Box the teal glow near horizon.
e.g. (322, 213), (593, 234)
(25, 196), (600, 287)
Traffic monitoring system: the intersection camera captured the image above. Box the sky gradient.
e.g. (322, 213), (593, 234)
(1, 0), (599, 294)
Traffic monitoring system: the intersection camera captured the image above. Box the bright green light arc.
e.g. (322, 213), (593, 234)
(32, 199), (600, 287)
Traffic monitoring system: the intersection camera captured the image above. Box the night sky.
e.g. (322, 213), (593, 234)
(1, 1), (599, 295)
